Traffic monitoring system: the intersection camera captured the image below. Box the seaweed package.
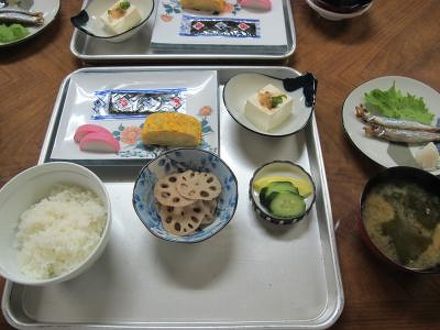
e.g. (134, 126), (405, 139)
(92, 88), (187, 120)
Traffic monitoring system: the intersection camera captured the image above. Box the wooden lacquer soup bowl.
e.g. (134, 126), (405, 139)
(359, 166), (440, 274)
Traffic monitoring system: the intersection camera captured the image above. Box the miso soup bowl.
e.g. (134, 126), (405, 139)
(359, 166), (440, 274)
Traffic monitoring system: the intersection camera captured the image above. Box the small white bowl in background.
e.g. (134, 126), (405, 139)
(0, 162), (111, 286)
(71, 0), (155, 43)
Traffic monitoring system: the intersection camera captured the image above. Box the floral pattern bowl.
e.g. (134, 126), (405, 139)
(132, 148), (238, 243)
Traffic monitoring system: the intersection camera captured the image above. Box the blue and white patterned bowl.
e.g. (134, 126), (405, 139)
(132, 148), (238, 243)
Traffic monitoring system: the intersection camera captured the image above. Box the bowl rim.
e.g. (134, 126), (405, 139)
(312, 0), (372, 13)
(249, 160), (317, 225)
(71, 0), (155, 40)
(0, 161), (112, 285)
(132, 148), (238, 243)
(222, 73), (314, 138)
(306, 0), (373, 19)
(359, 166), (440, 274)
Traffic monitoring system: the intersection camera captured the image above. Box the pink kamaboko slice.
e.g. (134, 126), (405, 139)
(238, 0), (272, 11)
(79, 132), (120, 153)
(74, 124), (115, 143)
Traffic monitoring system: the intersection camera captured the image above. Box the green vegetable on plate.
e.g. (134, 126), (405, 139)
(364, 82), (434, 125)
(0, 23), (29, 43)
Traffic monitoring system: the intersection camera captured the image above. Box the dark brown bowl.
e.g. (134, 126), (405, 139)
(313, 0), (373, 13)
(359, 166), (440, 274)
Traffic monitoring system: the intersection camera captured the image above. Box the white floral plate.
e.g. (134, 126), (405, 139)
(50, 69), (219, 162)
(342, 76), (440, 175)
(0, 0), (60, 47)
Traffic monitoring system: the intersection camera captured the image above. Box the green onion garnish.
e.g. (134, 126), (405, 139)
(271, 95), (287, 108)
(119, 1), (131, 10)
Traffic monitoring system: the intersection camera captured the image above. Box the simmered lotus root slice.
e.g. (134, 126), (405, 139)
(158, 200), (208, 236)
(176, 170), (222, 200)
(201, 199), (218, 226)
(154, 174), (195, 207)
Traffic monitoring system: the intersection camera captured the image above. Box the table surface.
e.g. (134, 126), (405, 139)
(1, 0), (439, 329)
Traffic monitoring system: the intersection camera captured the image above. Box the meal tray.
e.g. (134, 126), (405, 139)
(2, 66), (343, 329)
(70, 0), (296, 62)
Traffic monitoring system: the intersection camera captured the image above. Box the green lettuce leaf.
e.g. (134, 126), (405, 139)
(364, 82), (434, 125)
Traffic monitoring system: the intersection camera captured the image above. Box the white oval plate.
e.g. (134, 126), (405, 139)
(0, 0), (60, 47)
(222, 73), (313, 137)
(342, 76), (440, 175)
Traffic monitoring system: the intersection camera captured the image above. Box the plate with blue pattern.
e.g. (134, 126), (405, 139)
(50, 69), (219, 163)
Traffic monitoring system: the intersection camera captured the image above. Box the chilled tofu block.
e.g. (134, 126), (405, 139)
(244, 84), (293, 131)
(100, 1), (142, 35)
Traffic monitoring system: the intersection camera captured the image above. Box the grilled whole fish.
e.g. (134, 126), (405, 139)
(364, 125), (440, 144)
(356, 104), (440, 132)
(0, 10), (43, 26)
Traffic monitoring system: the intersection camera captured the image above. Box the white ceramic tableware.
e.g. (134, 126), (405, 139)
(342, 76), (440, 175)
(71, 0), (154, 42)
(0, 162), (111, 286)
(50, 68), (219, 162)
(0, 0), (60, 47)
(223, 72), (313, 137)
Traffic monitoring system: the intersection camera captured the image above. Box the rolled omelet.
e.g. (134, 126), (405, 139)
(142, 112), (202, 147)
(180, 0), (226, 12)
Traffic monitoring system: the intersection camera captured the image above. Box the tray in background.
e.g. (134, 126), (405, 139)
(70, 0), (296, 63)
(2, 66), (343, 330)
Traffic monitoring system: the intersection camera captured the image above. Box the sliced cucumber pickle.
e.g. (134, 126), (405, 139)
(268, 191), (306, 219)
(260, 181), (299, 207)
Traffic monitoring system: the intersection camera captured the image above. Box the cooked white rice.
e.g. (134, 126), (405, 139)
(15, 184), (106, 279)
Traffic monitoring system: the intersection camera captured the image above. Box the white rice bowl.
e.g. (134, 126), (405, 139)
(0, 162), (111, 286)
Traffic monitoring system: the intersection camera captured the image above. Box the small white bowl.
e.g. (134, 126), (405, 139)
(71, 0), (154, 43)
(223, 73), (314, 137)
(0, 162), (111, 286)
(306, 0), (373, 20)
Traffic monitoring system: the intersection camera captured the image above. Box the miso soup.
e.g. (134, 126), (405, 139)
(363, 181), (440, 270)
